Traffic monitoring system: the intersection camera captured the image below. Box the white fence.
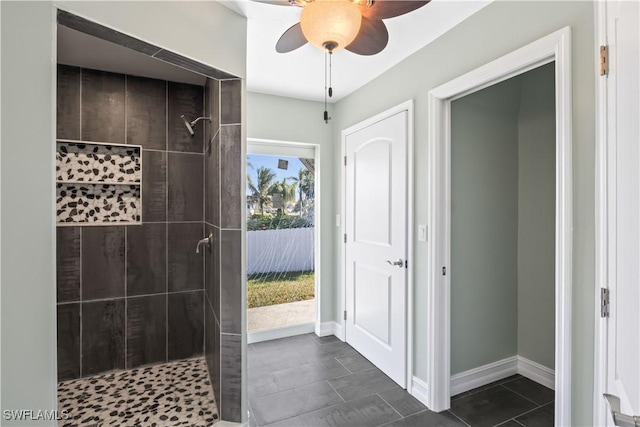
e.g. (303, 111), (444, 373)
(247, 228), (314, 275)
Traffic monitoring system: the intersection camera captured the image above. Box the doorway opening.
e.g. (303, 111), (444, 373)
(426, 27), (572, 426)
(246, 140), (320, 343)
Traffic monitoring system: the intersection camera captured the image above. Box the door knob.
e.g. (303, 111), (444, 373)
(604, 394), (640, 427)
(386, 258), (404, 268)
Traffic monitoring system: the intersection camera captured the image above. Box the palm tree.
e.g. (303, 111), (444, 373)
(270, 178), (298, 207)
(247, 166), (276, 215)
(290, 168), (314, 214)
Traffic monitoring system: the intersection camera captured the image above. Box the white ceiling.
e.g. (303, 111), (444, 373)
(223, 0), (493, 102)
(57, 1), (492, 103)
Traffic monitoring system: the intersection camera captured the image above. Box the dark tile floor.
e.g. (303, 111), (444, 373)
(248, 334), (554, 427)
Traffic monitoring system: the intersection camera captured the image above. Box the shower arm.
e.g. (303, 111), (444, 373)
(189, 116), (212, 126)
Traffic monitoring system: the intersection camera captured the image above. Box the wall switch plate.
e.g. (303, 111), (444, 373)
(418, 225), (427, 241)
(336, 214), (341, 227)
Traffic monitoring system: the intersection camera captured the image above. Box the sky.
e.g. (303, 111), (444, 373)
(246, 154), (305, 194)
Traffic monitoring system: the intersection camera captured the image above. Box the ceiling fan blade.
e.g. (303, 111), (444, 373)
(250, 0), (294, 6)
(362, 0), (430, 20)
(276, 23), (308, 53)
(345, 17), (388, 55)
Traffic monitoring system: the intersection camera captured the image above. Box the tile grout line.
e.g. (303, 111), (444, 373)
(376, 393), (403, 420)
(334, 357), (353, 375)
(325, 379), (346, 403)
(447, 409), (472, 427)
(499, 384), (545, 407)
(165, 79), (169, 364)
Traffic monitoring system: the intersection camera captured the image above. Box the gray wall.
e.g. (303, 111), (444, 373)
(0, 2), (246, 424)
(450, 78), (521, 375)
(246, 92), (335, 322)
(450, 63), (556, 375)
(332, 2), (594, 423)
(517, 63), (556, 370)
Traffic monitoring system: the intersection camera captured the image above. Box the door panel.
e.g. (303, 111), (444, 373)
(345, 111), (408, 387)
(605, 0), (640, 421)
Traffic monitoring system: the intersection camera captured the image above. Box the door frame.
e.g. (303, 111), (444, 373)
(340, 100), (415, 390)
(425, 27), (573, 425)
(246, 138), (321, 344)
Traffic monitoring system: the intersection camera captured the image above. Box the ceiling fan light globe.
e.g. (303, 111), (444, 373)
(300, 0), (362, 52)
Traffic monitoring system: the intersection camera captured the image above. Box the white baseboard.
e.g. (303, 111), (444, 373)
(517, 356), (555, 390)
(316, 321), (344, 340)
(248, 322), (315, 344)
(449, 355), (555, 396)
(451, 356), (518, 396)
(410, 376), (430, 407)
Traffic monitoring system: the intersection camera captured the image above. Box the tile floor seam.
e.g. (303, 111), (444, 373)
(499, 384), (546, 407)
(326, 379), (347, 402)
(503, 402), (549, 424)
(334, 357), (353, 375)
(375, 392), (404, 419)
(448, 408), (473, 427)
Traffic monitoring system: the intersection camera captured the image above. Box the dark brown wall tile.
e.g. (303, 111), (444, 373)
(220, 230), (241, 334)
(57, 65), (80, 140)
(127, 223), (166, 296)
(57, 303), (80, 381)
(221, 333), (242, 422)
(168, 82), (204, 153)
(205, 305), (221, 407)
(205, 132), (219, 226)
(81, 69), (125, 143)
(168, 223), (204, 292)
(57, 227), (80, 303)
(82, 299), (125, 375)
(221, 80), (241, 125)
(127, 295), (166, 368)
(126, 76), (166, 150)
(220, 125), (241, 229)
(82, 226), (125, 300)
(142, 150), (167, 222)
(168, 152), (204, 222)
(204, 224), (219, 315)
(168, 291), (204, 360)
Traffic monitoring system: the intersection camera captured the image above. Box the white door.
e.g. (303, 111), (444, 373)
(344, 111), (408, 387)
(604, 0), (640, 424)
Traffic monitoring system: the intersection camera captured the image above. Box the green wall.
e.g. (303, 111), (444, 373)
(450, 63), (556, 375)
(0, 2), (247, 424)
(450, 78), (520, 375)
(333, 2), (594, 423)
(517, 63), (556, 369)
(246, 92), (335, 322)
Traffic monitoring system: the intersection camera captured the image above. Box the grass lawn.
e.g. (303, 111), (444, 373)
(247, 271), (315, 308)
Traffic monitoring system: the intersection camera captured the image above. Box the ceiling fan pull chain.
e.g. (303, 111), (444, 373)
(328, 51), (333, 98)
(324, 50), (331, 124)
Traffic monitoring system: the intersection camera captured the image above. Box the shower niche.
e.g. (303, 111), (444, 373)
(56, 140), (142, 225)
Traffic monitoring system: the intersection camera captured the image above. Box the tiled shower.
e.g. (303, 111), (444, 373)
(55, 65), (242, 424)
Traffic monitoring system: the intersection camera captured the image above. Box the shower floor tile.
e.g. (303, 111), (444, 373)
(58, 357), (219, 426)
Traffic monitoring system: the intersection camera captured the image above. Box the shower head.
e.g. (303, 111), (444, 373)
(180, 115), (195, 136)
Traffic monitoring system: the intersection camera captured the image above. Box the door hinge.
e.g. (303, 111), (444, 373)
(344, 233), (347, 243)
(600, 45), (609, 76)
(405, 260), (408, 269)
(343, 310), (347, 320)
(442, 266), (447, 276)
(601, 287), (610, 318)
(344, 156), (347, 166)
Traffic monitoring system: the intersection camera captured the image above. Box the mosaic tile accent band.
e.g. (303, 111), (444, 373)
(56, 141), (141, 183)
(56, 183), (140, 224)
(57, 357), (219, 426)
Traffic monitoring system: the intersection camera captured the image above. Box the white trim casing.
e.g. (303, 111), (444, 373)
(411, 376), (430, 407)
(340, 100), (415, 389)
(593, 1), (609, 425)
(248, 323), (315, 344)
(426, 27), (572, 426)
(317, 321), (344, 340)
(517, 356), (556, 391)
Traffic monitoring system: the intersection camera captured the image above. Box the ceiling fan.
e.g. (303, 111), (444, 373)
(253, 0), (430, 55)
